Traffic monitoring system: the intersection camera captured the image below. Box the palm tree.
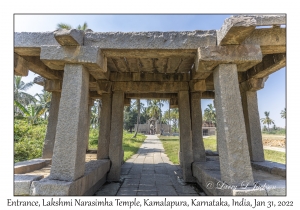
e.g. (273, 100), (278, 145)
(146, 100), (162, 120)
(14, 76), (36, 116)
(280, 108), (286, 119)
(203, 104), (216, 126)
(35, 90), (52, 120)
(57, 22), (89, 31)
(132, 99), (143, 138)
(260, 111), (275, 132)
(14, 101), (46, 125)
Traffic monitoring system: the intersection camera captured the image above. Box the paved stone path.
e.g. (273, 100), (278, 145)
(95, 135), (203, 196)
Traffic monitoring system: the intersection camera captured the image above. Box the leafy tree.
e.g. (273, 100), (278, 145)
(132, 99), (146, 138)
(57, 22), (89, 31)
(14, 101), (46, 125)
(123, 104), (138, 132)
(203, 104), (216, 126)
(35, 90), (52, 120)
(260, 111), (275, 132)
(280, 108), (286, 119)
(169, 108), (179, 133)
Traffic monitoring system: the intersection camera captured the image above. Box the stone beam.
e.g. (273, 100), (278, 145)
(240, 53), (286, 82)
(97, 81), (112, 94)
(243, 28), (286, 54)
(14, 53), (29, 76)
(14, 32), (59, 56)
(189, 80), (206, 92)
(54, 29), (84, 46)
(44, 80), (62, 92)
(113, 82), (189, 93)
(241, 15), (286, 26)
(217, 16), (256, 45)
(89, 75), (98, 91)
(195, 45), (262, 72)
(124, 98), (131, 106)
(202, 91), (215, 99)
(40, 46), (107, 74)
(125, 93), (177, 99)
(33, 76), (45, 86)
(239, 78), (268, 93)
(110, 72), (190, 82)
(169, 97), (178, 109)
(22, 56), (63, 80)
(84, 30), (217, 49)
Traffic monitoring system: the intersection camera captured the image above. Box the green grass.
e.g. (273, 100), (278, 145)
(159, 135), (286, 164)
(88, 130), (147, 161)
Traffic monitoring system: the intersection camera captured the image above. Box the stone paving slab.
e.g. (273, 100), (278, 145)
(95, 135), (201, 196)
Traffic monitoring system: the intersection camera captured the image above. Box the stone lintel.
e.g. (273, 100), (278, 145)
(242, 28), (286, 54)
(88, 98), (95, 106)
(21, 56), (63, 80)
(240, 77), (268, 93)
(125, 93), (177, 99)
(54, 29), (84, 46)
(109, 72), (190, 82)
(40, 46), (107, 73)
(113, 82), (189, 93)
(169, 97), (178, 109)
(195, 45), (262, 72)
(217, 16), (256, 45)
(124, 98), (131, 106)
(241, 53), (286, 82)
(89, 91), (102, 99)
(189, 80), (206, 92)
(14, 53), (29, 76)
(44, 80), (62, 92)
(202, 91), (215, 99)
(97, 81), (112, 94)
(240, 15), (286, 26)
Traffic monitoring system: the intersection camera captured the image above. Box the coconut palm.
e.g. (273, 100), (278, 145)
(35, 90), (52, 120)
(203, 104), (216, 126)
(14, 101), (46, 125)
(260, 111), (275, 132)
(280, 108), (286, 119)
(57, 22), (89, 31)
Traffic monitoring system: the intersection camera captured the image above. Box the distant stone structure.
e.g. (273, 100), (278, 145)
(14, 15), (286, 196)
(134, 117), (171, 134)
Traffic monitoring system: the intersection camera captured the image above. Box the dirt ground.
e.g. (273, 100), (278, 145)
(262, 134), (286, 148)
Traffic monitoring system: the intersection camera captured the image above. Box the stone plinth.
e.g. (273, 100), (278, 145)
(49, 64), (89, 182)
(213, 64), (254, 186)
(14, 174), (44, 195)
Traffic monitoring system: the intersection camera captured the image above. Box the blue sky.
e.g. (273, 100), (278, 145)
(14, 14), (286, 127)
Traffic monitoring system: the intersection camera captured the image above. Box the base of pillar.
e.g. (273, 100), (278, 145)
(192, 160), (286, 196)
(29, 160), (110, 195)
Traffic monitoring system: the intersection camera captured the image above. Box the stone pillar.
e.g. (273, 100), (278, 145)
(107, 91), (124, 181)
(213, 64), (254, 186)
(97, 94), (112, 159)
(42, 92), (61, 159)
(241, 91), (265, 162)
(49, 64), (89, 182)
(190, 92), (206, 162)
(178, 91), (194, 182)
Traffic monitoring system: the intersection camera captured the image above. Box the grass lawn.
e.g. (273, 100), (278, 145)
(159, 135), (286, 164)
(89, 130), (147, 161)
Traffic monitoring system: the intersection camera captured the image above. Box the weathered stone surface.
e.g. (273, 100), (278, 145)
(213, 64), (254, 186)
(113, 82), (189, 93)
(110, 72), (190, 82)
(14, 174), (43, 195)
(240, 53), (286, 82)
(107, 91), (124, 181)
(251, 161), (286, 177)
(20, 56), (63, 80)
(85, 30), (217, 49)
(54, 29), (84, 46)
(49, 64), (89, 182)
(169, 97), (178, 109)
(14, 53), (29, 76)
(44, 80), (62, 92)
(240, 78), (267, 93)
(189, 80), (206, 92)
(178, 91), (194, 182)
(42, 92), (61, 158)
(195, 45), (262, 72)
(190, 92), (206, 162)
(124, 97), (131, 106)
(40, 46), (107, 73)
(243, 28), (286, 54)
(202, 91), (215, 99)
(97, 94), (112, 159)
(241, 15), (286, 26)
(241, 91), (265, 162)
(257, 180), (286, 195)
(14, 32), (59, 56)
(217, 16), (256, 45)
(126, 93), (177, 99)
(14, 159), (51, 174)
